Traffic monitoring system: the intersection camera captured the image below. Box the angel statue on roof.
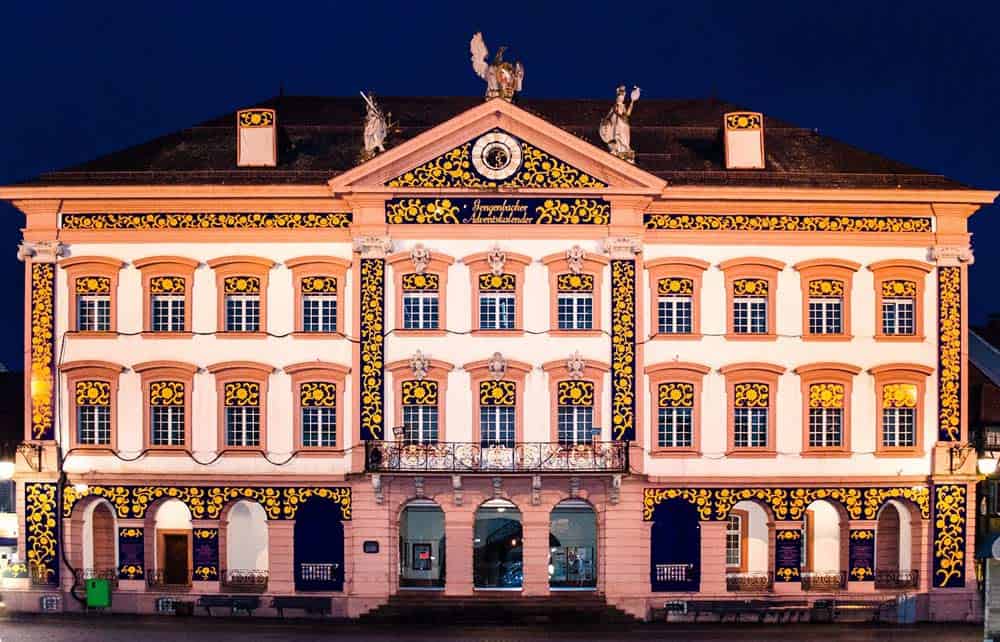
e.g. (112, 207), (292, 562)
(600, 85), (641, 162)
(470, 32), (524, 101)
(359, 91), (394, 162)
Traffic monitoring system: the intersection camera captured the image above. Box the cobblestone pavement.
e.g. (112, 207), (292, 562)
(0, 616), (986, 642)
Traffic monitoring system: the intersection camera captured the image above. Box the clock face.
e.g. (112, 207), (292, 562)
(471, 132), (522, 181)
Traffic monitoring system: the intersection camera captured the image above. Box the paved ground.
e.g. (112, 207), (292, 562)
(0, 615), (987, 642)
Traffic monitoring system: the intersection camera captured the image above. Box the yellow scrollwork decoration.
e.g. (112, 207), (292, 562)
(611, 260), (636, 441)
(934, 484), (967, 588)
(788, 487), (863, 520)
(642, 488), (714, 521)
(224, 382), (259, 407)
(150, 381), (184, 407)
(938, 266), (961, 441)
(238, 110), (274, 127)
(386, 198), (461, 224)
(359, 259), (384, 440)
(480, 380), (515, 406)
(301, 382), (336, 408)
(282, 487), (352, 520)
(301, 276), (337, 294)
(733, 278), (768, 297)
(76, 380), (110, 406)
(401, 273), (439, 291)
(808, 279), (843, 297)
(62, 212), (352, 230)
(809, 383), (844, 409)
(558, 380), (594, 406)
(645, 213), (933, 233)
(478, 273), (516, 292)
(223, 276), (260, 294)
(75, 276), (110, 294)
(401, 380), (438, 406)
(883, 383), (917, 409)
(119, 527), (143, 539)
(657, 382), (694, 409)
(150, 276), (184, 294)
(30, 263), (54, 439)
(713, 488), (789, 520)
(734, 383), (769, 408)
(556, 273), (593, 292)
(881, 279), (917, 298)
(657, 278), (693, 296)
(725, 113), (761, 130)
(26, 483), (58, 584)
(535, 199), (610, 225)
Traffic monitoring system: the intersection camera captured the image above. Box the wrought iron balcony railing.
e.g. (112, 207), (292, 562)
(220, 568), (269, 592)
(726, 571), (774, 592)
(874, 569), (919, 590)
(74, 568), (119, 588)
(801, 571), (847, 591)
(366, 440), (628, 474)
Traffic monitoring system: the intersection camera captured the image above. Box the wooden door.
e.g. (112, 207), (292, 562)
(161, 533), (190, 585)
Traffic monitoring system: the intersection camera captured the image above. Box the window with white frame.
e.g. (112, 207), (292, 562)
(401, 380), (439, 444)
(807, 383), (844, 448)
(882, 383), (917, 447)
(732, 279), (768, 334)
(150, 381), (185, 446)
(402, 272), (440, 330)
(224, 276), (261, 332)
(881, 280), (915, 335)
(657, 382), (694, 448)
(75, 380), (111, 445)
(807, 279), (843, 335)
(726, 514), (743, 569)
(301, 276), (337, 333)
(657, 278), (693, 334)
(478, 273), (516, 330)
(300, 382), (336, 447)
(733, 382), (769, 448)
(479, 380), (516, 447)
(150, 276), (186, 332)
(556, 273), (594, 330)
(75, 276), (111, 332)
(224, 381), (260, 447)
(557, 381), (594, 445)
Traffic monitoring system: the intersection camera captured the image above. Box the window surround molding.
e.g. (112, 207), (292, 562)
(386, 249), (455, 337)
(541, 358), (610, 443)
(60, 360), (124, 451)
(541, 250), (609, 336)
(869, 362), (934, 457)
(719, 257), (786, 341)
(206, 361), (273, 453)
(793, 362), (862, 458)
(60, 256), (125, 335)
(645, 361), (710, 456)
(719, 362), (786, 457)
(133, 256), (200, 337)
(792, 259), (861, 341)
(462, 250), (531, 335)
(285, 255), (351, 338)
(463, 357), (532, 445)
(206, 256), (276, 338)
(133, 360), (198, 452)
(283, 361), (350, 452)
(386, 358), (455, 442)
(867, 259), (933, 342)
(645, 257), (710, 340)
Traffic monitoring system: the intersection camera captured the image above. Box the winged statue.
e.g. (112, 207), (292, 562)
(470, 32), (524, 101)
(600, 85), (641, 162)
(359, 91), (393, 162)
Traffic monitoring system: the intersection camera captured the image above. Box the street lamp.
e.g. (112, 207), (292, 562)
(978, 456), (999, 476)
(0, 461), (13, 480)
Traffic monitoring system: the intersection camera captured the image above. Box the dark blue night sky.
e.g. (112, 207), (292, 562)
(0, 1), (996, 370)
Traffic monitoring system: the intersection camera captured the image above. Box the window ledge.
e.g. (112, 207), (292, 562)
(393, 329), (448, 337)
(70, 445), (116, 453)
(294, 448), (344, 456)
(140, 331), (192, 340)
(801, 334), (854, 342)
(217, 448), (266, 456)
(725, 449), (778, 458)
(471, 329), (525, 337)
(724, 333), (778, 342)
(874, 335), (926, 343)
(68, 331), (117, 339)
(648, 333), (702, 341)
(291, 331), (346, 340)
(650, 448), (702, 458)
(549, 329), (604, 338)
(801, 449), (853, 458)
(215, 332), (269, 340)
(142, 447), (190, 456)
(874, 448), (924, 458)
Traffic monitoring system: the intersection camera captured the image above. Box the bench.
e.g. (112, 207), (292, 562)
(196, 595), (260, 616)
(271, 596), (331, 618)
(831, 598), (895, 622)
(756, 599), (810, 623)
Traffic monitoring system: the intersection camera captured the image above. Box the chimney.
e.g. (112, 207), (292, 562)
(723, 112), (765, 169)
(237, 108), (277, 167)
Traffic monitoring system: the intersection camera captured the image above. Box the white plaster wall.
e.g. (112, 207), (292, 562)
(809, 500), (842, 573)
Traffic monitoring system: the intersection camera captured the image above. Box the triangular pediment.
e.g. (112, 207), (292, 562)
(328, 99), (665, 193)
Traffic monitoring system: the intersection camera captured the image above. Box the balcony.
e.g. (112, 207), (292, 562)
(220, 568), (269, 593)
(801, 571), (847, 591)
(74, 568), (119, 589)
(365, 440), (628, 474)
(874, 569), (919, 590)
(726, 571), (774, 592)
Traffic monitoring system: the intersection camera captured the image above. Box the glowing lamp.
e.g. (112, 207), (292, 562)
(978, 457), (999, 476)
(0, 462), (14, 480)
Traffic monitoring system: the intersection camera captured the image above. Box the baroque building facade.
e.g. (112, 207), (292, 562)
(0, 95), (995, 621)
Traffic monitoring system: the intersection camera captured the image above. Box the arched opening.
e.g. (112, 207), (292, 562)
(802, 499), (845, 590)
(294, 496), (344, 591)
(650, 498), (700, 592)
(224, 500), (269, 591)
(474, 499), (522, 589)
(154, 499), (192, 586)
(876, 499), (916, 588)
(549, 499), (596, 589)
(725, 500), (772, 591)
(82, 499), (117, 579)
(399, 499), (445, 589)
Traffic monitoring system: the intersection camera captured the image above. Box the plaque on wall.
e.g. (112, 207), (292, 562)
(363, 540), (379, 554)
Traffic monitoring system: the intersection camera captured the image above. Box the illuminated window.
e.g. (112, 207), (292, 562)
(76, 381), (111, 445)
(881, 282), (916, 336)
(882, 384), (917, 447)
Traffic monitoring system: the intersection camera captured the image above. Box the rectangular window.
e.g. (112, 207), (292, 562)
(226, 406), (260, 447)
(77, 295), (111, 332)
(882, 407), (916, 447)
(151, 295), (185, 332)
(302, 294), (337, 333)
(557, 293), (593, 330)
(479, 294), (515, 330)
(726, 515), (742, 568)
(808, 408), (843, 448)
(557, 406), (593, 446)
(480, 406), (515, 447)
(734, 407), (768, 448)
(78, 405), (111, 445)
(403, 293), (440, 330)
(402, 405), (438, 445)
(882, 298), (915, 335)
(657, 296), (692, 334)
(0, 479), (13, 513)
(808, 298), (842, 335)
(226, 294), (260, 332)
(151, 406), (185, 446)
(657, 407), (693, 448)
(733, 297), (767, 334)
(302, 406), (336, 447)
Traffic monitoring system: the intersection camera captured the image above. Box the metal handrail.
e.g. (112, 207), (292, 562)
(726, 571), (774, 592)
(365, 440), (627, 474)
(220, 568), (269, 592)
(874, 569), (919, 589)
(801, 570), (847, 591)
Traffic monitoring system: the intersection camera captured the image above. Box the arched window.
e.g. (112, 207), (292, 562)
(801, 500), (846, 591)
(474, 499), (523, 589)
(549, 500), (596, 589)
(399, 499), (446, 589)
(224, 500), (269, 590)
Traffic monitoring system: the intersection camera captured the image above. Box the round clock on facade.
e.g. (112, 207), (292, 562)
(471, 132), (522, 180)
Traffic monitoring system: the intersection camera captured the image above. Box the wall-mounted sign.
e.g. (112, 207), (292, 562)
(386, 197), (610, 225)
(363, 540), (380, 554)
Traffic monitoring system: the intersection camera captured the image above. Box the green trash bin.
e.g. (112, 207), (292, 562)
(85, 578), (111, 608)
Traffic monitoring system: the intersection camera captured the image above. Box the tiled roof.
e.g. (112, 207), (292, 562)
(21, 95), (968, 189)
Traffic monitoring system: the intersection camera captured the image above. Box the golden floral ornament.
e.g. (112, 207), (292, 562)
(238, 109), (274, 128)
(359, 258), (385, 441)
(556, 273), (594, 292)
(401, 379), (438, 406)
(150, 381), (184, 407)
(150, 276), (185, 294)
(478, 273), (515, 292)
(26, 483), (58, 584)
(644, 213), (933, 233)
(658, 382), (694, 409)
(535, 199), (610, 225)
(62, 484), (131, 518)
(205, 487), (283, 520)
(300, 382), (336, 408)
(224, 276), (260, 294)
(713, 488), (789, 520)
(733, 278), (768, 297)
(301, 276), (337, 294)
(611, 260), (636, 441)
(776, 530), (801, 541)
(734, 382), (769, 408)
(808, 279), (844, 298)
(657, 278), (693, 296)
(775, 566), (800, 582)
(62, 212), (352, 230)
(282, 487), (352, 520)
(882, 279), (917, 298)
(787, 487), (863, 520)
(30, 263), (55, 439)
(480, 380), (515, 406)
(224, 382), (260, 407)
(401, 273), (439, 292)
(861, 486), (930, 520)
(558, 380), (594, 407)
(76, 380), (111, 406)
(726, 112), (762, 130)
(938, 266), (962, 441)
(386, 198), (461, 224)
(809, 383), (844, 409)
(119, 527), (143, 539)
(933, 484), (967, 588)
(642, 488), (713, 521)
(75, 275), (110, 294)
(883, 383), (917, 409)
